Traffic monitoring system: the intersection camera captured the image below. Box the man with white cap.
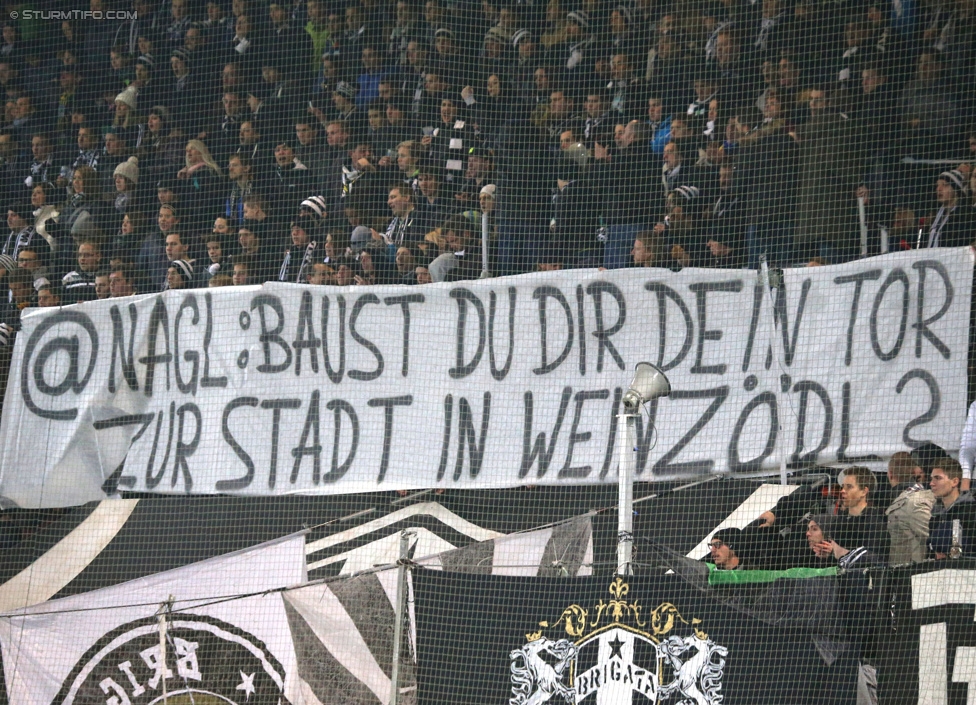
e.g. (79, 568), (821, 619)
(512, 30), (540, 104)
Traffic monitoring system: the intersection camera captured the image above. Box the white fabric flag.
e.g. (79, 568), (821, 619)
(0, 532), (306, 705)
(3, 249), (971, 508)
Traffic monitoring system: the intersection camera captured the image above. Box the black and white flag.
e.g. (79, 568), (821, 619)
(877, 562), (976, 705)
(0, 534), (306, 705)
(285, 517), (594, 705)
(413, 570), (860, 705)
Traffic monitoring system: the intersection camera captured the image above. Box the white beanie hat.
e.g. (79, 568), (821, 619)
(114, 156), (139, 185)
(115, 86), (138, 110)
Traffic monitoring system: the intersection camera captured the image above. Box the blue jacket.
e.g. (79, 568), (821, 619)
(650, 116), (672, 154)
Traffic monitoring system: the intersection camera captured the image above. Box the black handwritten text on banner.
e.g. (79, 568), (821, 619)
(0, 249), (970, 507)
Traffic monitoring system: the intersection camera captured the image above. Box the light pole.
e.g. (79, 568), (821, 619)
(617, 362), (671, 575)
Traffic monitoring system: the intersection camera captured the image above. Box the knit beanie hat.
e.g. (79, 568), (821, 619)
(512, 28), (534, 47)
(485, 26), (510, 45)
(613, 5), (633, 25)
(150, 105), (172, 122)
(567, 10), (591, 28)
(939, 169), (968, 194)
(809, 514), (840, 541)
(335, 81), (358, 99)
(7, 201), (33, 218)
(115, 86), (139, 110)
(170, 259), (194, 281)
(171, 48), (192, 65)
(711, 527), (742, 553)
(910, 442), (950, 474)
(300, 195), (328, 219)
(114, 157), (139, 185)
(671, 184), (703, 218)
(350, 225), (372, 252)
(673, 184), (700, 202)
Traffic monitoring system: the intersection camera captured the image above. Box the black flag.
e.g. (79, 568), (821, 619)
(414, 569), (858, 704)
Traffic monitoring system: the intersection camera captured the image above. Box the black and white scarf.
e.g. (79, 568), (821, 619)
(384, 214), (415, 247)
(72, 149), (100, 172)
(927, 205), (955, 248)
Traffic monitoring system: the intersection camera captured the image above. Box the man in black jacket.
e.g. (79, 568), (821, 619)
(595, 120), (660, 269)
(551, 145), (601, 268)
(707, 528), (749, 569)
(61, 240), (102, 305)
(2, 203), (44, 261)
(832, 465), (888, 562)
(928, 458), (976, 558)
(494, 118), (553, 275)
(167, 48), (208, 136)
(702, 163), (747, 267)
(730, 107), (799, 267)
(277, 220), (327, 283)
(756, 468), (887, 568)
(269, 142), (314, 208)
(205, 92), (245, 166)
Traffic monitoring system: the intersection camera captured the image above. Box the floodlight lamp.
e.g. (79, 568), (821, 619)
(621, 362), (671, 413)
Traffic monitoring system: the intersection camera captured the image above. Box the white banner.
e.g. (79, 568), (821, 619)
(0, 249), (970, 507)
(0, 534), (307, 705)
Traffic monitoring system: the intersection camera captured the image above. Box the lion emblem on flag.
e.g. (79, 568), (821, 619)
(509, 636), (579, 705)
(508, 579), (728, 705)
(657, 634), (728, 705)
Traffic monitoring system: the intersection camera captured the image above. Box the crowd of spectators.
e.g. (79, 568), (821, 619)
(0, 2), (971, 684)
(702, 443), (976, 704)
(0, 0), (972, 330)
(709, 445), (971, 573)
